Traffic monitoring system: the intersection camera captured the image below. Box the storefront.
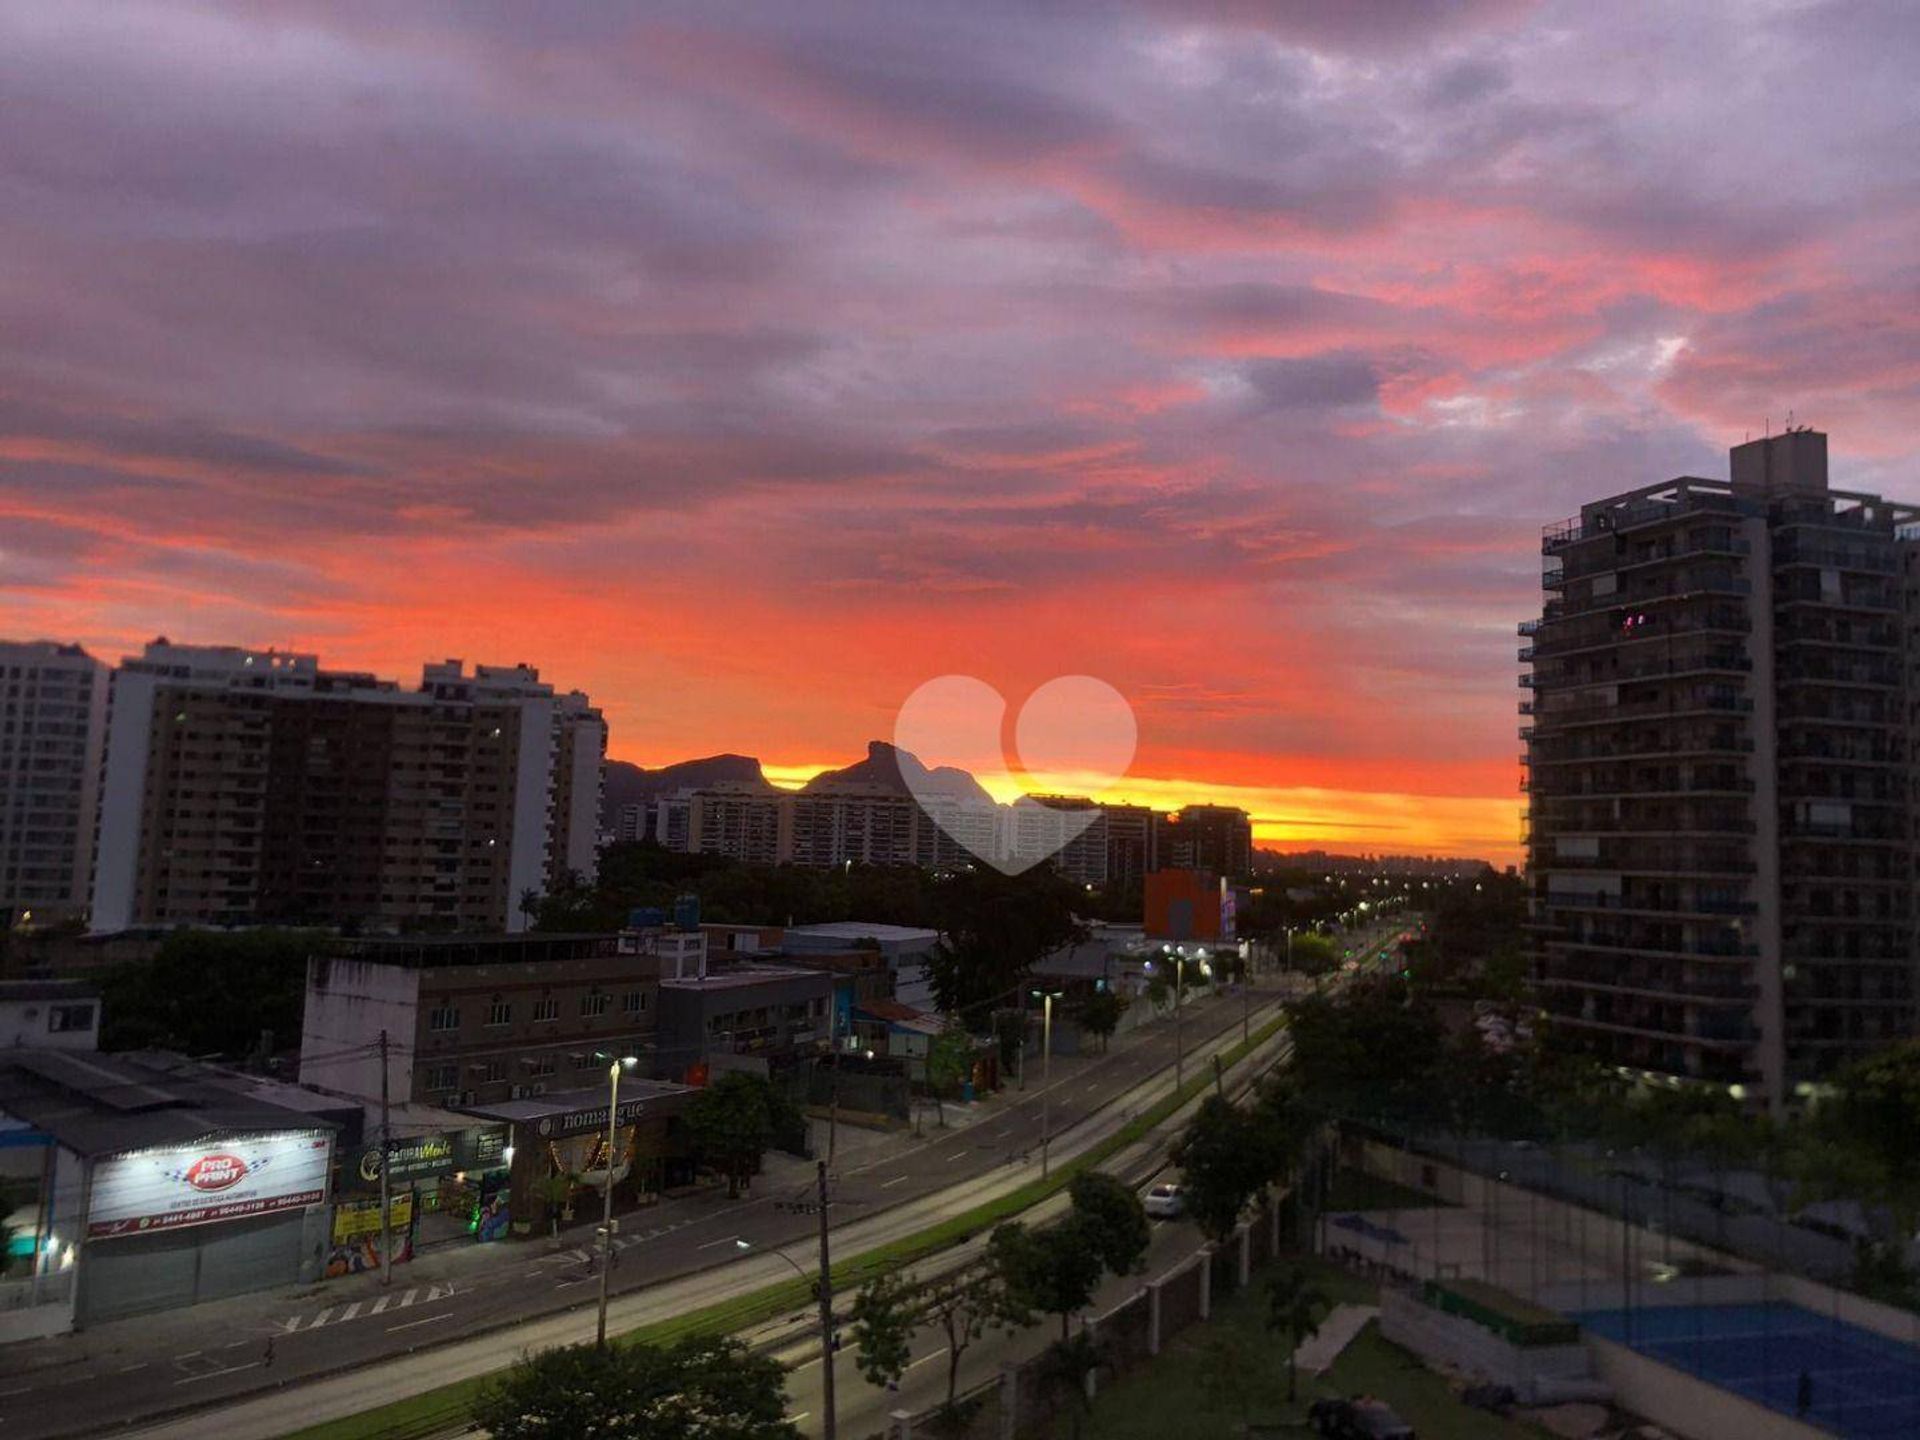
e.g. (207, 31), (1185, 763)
(454, 1080), (693, 1235)
(331, 1123), (511, 1266)
(0, 1049), (339, 1329)
(78, 1128), (334, 1324)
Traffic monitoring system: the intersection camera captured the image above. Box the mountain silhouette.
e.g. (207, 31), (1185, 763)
(601, 753), (776, 828)
(802, 740), (994, 805)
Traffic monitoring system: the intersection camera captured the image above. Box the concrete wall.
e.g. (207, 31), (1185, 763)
(299, 958), (419, 1104)
(1586, 1333), (1826, 1440)
(1379, 1289), (1606, 1404)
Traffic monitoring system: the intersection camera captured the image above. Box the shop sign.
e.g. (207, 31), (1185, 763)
(89, 1132), (332, 1238)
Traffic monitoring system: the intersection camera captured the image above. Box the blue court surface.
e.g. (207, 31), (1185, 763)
(1576, 1301), (1920, 1439)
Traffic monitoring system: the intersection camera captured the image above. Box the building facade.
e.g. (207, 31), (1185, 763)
(0, 642), (108, 928)
(1523, 430), (1918, 1108)
(89, 644), (604, 934)
(1155, 805), (1253, 879)
(1101, 804), (1158, 884)
(299, 932), (664, 1110)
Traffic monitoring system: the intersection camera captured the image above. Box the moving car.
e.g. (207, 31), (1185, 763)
(1143, 1182), (1185, 1219)
(1308, 1396), (1415, 1440)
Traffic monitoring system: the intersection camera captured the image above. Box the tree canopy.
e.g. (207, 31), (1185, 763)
(472, 1336), (797, 1440)
(924, 867), (1086, 1017)
(99, 928), (319, 1056)
(683, 1073), (775, 1198)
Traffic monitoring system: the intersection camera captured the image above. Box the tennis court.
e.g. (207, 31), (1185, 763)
(1576, 1301), (1920, 1439)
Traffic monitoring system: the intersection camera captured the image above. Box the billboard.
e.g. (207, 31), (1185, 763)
(88, 1131), (332, 1238)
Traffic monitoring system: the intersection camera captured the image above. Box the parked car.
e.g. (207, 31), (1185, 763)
(1308, 1397), (1415, 1440)
(1143, 1182), (1185, 1219)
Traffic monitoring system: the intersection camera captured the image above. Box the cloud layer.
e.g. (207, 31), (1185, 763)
(5, 0), (1916, 860)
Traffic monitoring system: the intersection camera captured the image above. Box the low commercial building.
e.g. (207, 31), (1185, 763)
(0, 980), (100, 1050)
(299, 932), (664, 1111)
(453, 1078), (693, 1234)
(0, 1049), (339, 1333)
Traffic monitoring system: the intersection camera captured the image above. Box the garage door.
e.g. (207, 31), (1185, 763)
(79, 1213), (306, 1324)
(193, 1213), (303, 1303)
(78, 1227), (200, 1324)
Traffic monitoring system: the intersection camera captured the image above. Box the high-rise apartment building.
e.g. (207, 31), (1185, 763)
(1523, 431), (1917, 1108)
(90, 643), (604, 935)
(1007, 795), (1109, 885)
(0, 642), (108, 927)
(1155, 804), (1253, 878)
(1101, 803), (1157, 883)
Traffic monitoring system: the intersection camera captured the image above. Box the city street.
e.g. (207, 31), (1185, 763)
(0, 970), (1300, 1440)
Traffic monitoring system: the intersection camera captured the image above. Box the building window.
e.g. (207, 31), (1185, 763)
(473, 1059), (507, 1084)
(621, 990), (648, 1016)
(523, 1054), (557, 1078)
(428, 1004), (460, 1032)
(425, 1063), (459, 1091)
(486, 998), (512, 1027)
(580, 991), (609, 1018)
(532, 997), (559, 1023)
(570, 1052), (594, 1071)
(48, 1004), (95, 1033)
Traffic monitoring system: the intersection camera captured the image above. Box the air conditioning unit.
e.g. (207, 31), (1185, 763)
(510, 1084), (529, 1100)
(458, 1090), (476, 1105)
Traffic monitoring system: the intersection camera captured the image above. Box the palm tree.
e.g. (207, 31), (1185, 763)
(1267, 1267), (1331, 1403)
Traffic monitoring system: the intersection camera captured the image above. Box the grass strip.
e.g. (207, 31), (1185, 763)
(283, 1014), (1289, 1440)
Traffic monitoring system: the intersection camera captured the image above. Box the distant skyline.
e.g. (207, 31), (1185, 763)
(5, 2), (1918, 866)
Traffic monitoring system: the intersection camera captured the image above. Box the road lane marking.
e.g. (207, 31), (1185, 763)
(173, 1362), (259, 1386)
(118, 1363), (149, 1373)
(881, 1175), (909, 1189)
(387, 1312), (456, 1334)
(697, 1234), (742, 1250)
(0, 1385), (33, 1397)
(948, 1151), (967, 1162)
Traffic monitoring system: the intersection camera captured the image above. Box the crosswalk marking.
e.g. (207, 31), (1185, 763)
(275, 1282), (451, 1334)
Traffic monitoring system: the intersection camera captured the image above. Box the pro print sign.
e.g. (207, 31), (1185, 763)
(87, 1131), (332, 1237)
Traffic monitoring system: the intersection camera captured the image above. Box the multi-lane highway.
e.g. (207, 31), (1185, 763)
(1, 973), (1299, 1440)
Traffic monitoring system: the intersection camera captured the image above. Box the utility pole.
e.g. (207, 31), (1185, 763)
(378, 1029), (392, 1289)
(597, 1059), (623, 1347)
(827, 1006), (841, 1168)
(1174, 954), (1186, 1093)
(1039, 992), (1056, 1178)
(1242, 953), (1251, 1046)
(816, 1158), (837, 1440)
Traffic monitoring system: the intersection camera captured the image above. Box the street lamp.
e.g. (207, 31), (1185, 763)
(594, 1053), (638, 1348)
(1030, 989), (1063, 1177)
(738, 1157), (837, 1440)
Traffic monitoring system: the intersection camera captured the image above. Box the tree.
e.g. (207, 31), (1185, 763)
(925, 867), (1086, 1016)
(1284, 977), (1446, 1123)
(1075, 989), (1125, 1053)
(683, 1073), (774, 1198)
(921, 1263), (1022, 1406)
(850, 1270), (915, 1393)
(1173, 1094), (1280, 1243)
(924, 1025), (974, 1127)
(1286, 933), (1339, 977)
(1268, 1267), (1331, 1402)
(1831, 1040), (1920, 1226)
(990, 1218), (1104, 1340)
(1067, 1171), (1150, 1278)
(99, 928), (320, 1056)
(471, 1335), (798, 1440)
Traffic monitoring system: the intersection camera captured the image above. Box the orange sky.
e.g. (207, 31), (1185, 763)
(5, 3), (1917, 871)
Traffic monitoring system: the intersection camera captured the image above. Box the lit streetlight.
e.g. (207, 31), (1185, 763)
(1031, 989), (1063, 1176)
(593, 1053), (638, 1348)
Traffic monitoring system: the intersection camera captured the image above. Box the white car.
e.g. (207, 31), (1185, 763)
(1143, 1182), (1186, 1219)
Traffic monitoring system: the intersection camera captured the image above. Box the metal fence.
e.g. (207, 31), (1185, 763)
(878, 1201), (1285, 1440)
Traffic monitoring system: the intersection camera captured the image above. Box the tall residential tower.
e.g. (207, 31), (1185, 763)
(0, 641), (108, 927)
(1522, 431), (1917, 1108)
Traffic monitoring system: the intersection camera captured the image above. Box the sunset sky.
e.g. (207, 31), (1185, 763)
(5, 1), (1918, 864)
